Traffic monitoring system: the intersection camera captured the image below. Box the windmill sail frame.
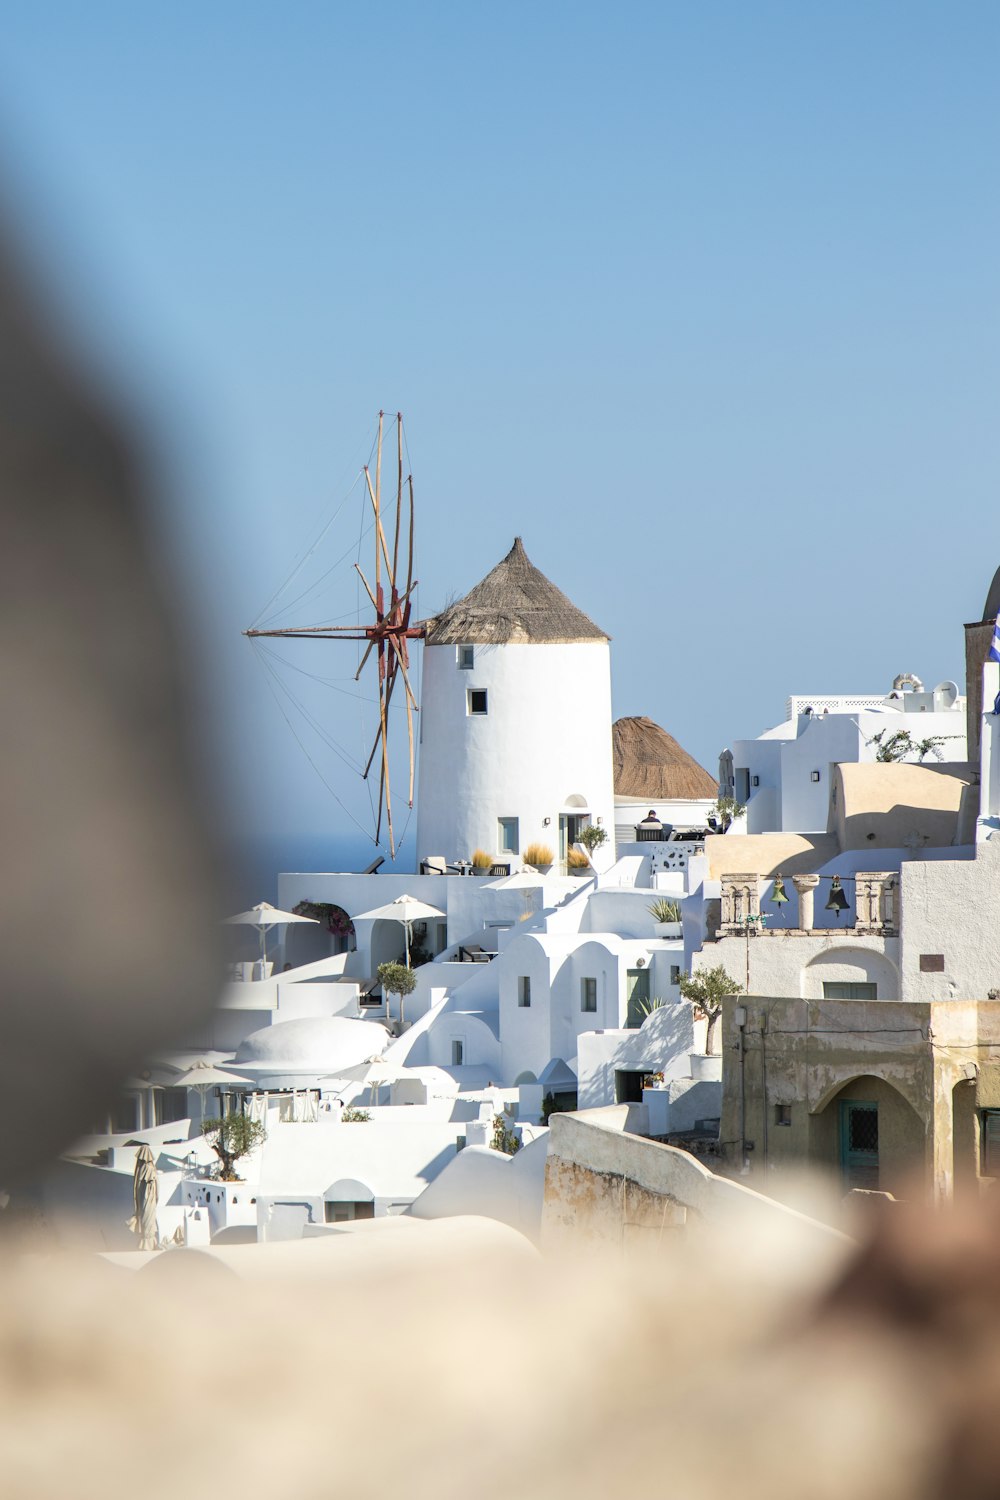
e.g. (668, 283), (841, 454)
(244, 412), (423, 857)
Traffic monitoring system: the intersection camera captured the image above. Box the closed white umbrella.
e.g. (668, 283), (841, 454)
(128, 1142), (158, 1251)
(223, 901), (319, 975)
(352, 894), (445, 967)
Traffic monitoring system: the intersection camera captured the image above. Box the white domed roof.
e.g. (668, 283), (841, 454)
(234, 1016), (387, 1074)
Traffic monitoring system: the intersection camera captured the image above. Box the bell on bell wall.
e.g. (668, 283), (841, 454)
(825, 874), (850, 918)
(770, 875), (789, 906)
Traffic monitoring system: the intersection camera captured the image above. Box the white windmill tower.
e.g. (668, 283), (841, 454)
(415, 538), (615, 870)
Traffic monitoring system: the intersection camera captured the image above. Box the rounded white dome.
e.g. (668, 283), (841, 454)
(234, 1016), (387, 1074)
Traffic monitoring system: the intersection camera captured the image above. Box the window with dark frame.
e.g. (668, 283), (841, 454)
(518, 976), (531, 1007)
(581, 977), (597, 1013)
(467, 688), (488, 716)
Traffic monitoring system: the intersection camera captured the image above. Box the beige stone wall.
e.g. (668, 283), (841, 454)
(832, 762), (972, 850)
(704, 833), (838, 880)
(721, 996), (935, 1196)
(722, 996), (1000, 1203)
(543, 1155), (686, 1255)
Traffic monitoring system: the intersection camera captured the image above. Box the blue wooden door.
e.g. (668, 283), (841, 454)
(840, 1101), (879, 1189)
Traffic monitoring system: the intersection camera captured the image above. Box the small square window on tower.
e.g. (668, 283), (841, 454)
(467, 688), (488, 716)
(458, 645), (474, 669)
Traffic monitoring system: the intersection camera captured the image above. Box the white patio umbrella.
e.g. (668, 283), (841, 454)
(351, 894), (445, 968)
(174, 1060), (247, 1121)
(327, 1054), (410, 1105)
(223, 901), (319, 975)
(128, 1142), (158, 1252)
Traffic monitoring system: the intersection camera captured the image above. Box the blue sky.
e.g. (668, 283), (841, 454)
(3, 2), (998, 869)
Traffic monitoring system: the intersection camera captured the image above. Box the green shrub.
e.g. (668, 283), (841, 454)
(490, 1113), (521, 1155)
(341, 1107), (371, 1123)
(648, 897), (681, 923)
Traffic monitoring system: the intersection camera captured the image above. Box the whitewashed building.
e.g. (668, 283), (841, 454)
(720, 675), (967, 835)
(415, 538), (615, 872)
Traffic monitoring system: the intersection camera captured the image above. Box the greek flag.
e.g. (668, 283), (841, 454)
(991, 610), (1000, 665)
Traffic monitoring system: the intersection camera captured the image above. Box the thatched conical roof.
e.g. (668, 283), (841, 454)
(612, 716), (717, 800)
(422, 537), (608, 646)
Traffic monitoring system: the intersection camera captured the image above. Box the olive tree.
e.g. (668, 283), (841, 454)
(678, 965), (744, 1055)
(378, 961), (417, 1025)
(201, 1114), (266, 1181)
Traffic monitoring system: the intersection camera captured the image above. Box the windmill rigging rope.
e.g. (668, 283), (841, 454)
(254, 641), (376, 701)
(254, 511), (376, 629)
(250, 463), (369, 629)
(252, 643), (365, 776)
(250, 648), (380, 846)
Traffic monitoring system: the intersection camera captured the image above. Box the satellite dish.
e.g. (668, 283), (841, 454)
(934, 680), (959, 708)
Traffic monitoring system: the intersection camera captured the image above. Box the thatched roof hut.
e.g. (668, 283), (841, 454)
(612, 716), (717, 801)
(422, 537), (608, 646)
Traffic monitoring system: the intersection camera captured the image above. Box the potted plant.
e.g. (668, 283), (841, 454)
(648, 897), (682, 938)
(471, 849), (493, 876)
(578, 824), (609, 855)
(524, 841), (554, 874)
(567, 847), (591, 876)
(377, 960), (417, 1026)
(678, 963), (744, 1058)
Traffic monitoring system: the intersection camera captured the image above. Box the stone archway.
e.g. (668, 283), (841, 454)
(809, 1074), (927, 1196)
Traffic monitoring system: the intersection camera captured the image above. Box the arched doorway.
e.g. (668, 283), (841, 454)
(810, 1075), (926, 1195)
(285, 903), (356, 965)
